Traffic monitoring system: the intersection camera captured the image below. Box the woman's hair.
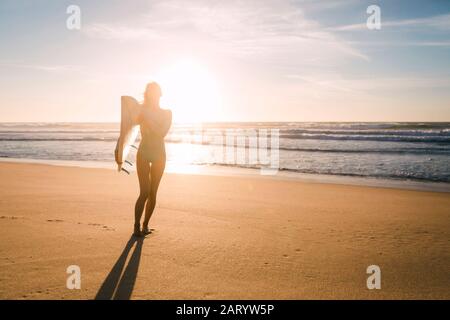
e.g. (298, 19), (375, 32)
(143, 82), (162, 105)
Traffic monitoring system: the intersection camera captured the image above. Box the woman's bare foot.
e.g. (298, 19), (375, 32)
(142, 226), (153, 235)
(133, 224), (142, 237)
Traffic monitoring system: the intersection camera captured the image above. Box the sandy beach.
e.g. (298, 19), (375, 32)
(0, 162), (448, 299)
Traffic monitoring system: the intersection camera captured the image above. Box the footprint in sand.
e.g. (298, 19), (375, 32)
(44, 220), (115, 231)
(0, 216), (22, 220)
(86, 223), (114, 231)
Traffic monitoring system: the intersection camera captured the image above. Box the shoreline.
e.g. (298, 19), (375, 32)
(1, 157), (449, 193)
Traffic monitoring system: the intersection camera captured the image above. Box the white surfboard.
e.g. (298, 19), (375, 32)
(115, 96), (142, 173)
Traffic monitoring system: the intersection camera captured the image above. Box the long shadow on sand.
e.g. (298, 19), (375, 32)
(95, 236), (144, 300)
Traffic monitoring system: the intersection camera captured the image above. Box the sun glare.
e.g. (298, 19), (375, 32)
(157, 59), (223, 123)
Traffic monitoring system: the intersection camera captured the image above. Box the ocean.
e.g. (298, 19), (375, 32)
(1, 122), (449, 190)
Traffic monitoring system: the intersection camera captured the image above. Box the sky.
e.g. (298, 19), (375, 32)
(0, 0), (449, 123)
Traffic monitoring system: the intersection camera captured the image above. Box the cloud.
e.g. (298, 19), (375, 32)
(295, 0), (359, 12)
(83, 0), (369, 62)
(287, 73), (450, 94)
(348, 40), (450, 47)
(332, 13), (450, 31)
(84, 23), (163, 41)
(0, 61), (81, 73)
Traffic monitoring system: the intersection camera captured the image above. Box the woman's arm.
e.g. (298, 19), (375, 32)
(141, 109), (172, 138)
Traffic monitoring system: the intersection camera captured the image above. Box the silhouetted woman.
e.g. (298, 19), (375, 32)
(134, 82), (172, 236)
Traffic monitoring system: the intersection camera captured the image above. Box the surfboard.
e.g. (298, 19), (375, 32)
(115, 96), (142, 173)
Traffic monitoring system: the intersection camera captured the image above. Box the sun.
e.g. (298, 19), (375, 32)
(156, 59), (223, 123)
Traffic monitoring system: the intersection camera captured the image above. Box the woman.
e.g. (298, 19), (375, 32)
(133, 82), (172, 236)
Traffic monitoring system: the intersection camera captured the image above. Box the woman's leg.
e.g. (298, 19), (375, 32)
(134, 152), (150, 234)
(142, 157), (166, 230)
